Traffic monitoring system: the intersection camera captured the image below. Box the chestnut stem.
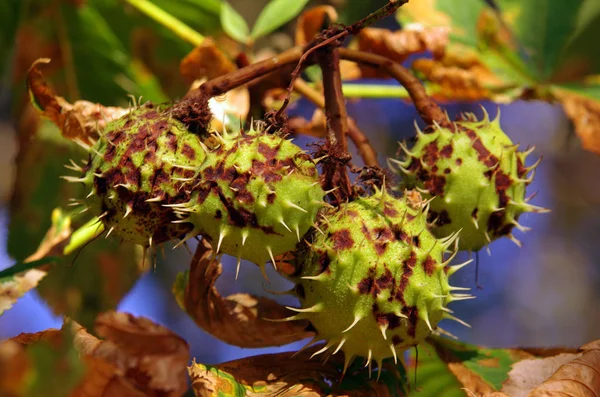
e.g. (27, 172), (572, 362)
(318, 47), (352, 201)
(293, 79), (379, 167)
(338, 48), (451, 127)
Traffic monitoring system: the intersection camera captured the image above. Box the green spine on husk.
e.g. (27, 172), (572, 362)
(67, 103), (207, 246)
(390, 109), (547, 252)
(289, 189), (471, 377)
(173, 124), (325, 275)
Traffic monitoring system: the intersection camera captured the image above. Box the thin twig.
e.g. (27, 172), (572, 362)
(275, 0), (407, 119)
(293, 79), (379, 167)
(348, 119), (379, 167)
(338, 48), (451, 127)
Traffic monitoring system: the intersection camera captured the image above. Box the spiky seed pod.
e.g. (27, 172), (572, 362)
(391, 110), (545, 252)
(71, 103), (207, 246)
(177, 125), (325, 274)
(290, 189), (471, 375)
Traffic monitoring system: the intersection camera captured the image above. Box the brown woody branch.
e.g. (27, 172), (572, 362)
(338, 48), (451, 127)
(318, 47), (353, 201)
(293, 79), (379, 167)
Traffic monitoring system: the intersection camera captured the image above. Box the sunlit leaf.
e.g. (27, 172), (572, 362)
(173, 239), (312, 348)
(554, 81), (600, 154)
(251, 0), (310, 40)
(220, 2), (249, 44)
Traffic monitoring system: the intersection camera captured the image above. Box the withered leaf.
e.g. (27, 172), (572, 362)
(26, 58), (129, 143)
(295, 6), (338, 46)
(188, 346), (402, 397)
(501, 353), (581, 397)
(555, 87), (600, 155)
(72, 312), (190, 397)
(1, 314), (190, 397)
(288, 109), (327, 138)
(180, 38), (249, 132)
(173, 239), (312, 348)
(397, 2), (528, 103)
(412, 58), (509, 102)
(357, 26), (449, 78)
(180, 38), (237, 84)
(527, 340), (600, 397)
(0, 208), (71, 315)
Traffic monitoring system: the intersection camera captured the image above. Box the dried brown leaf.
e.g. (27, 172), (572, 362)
(295, 6), (338, 46)
(288, 109), (327, 138)
(71, 312), (190, 397)
(357, 27), (449, 78)
(502, 353), (581, 397)
(180, 38), (237, 84)
(527, 341), (600, 397)
(0, 340), (30, 397)
(0, 209), (72, 315)
(181, 40), (249, 131)
(180, 239), (312, 348)
(0, 314), (189, 397)
(556, 89), (600, 155)
(189, 347), (403, 397)
(26, 58), (129, 143)
(413, 58), (505, 101)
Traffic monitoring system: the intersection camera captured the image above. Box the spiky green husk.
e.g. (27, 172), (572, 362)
(291, 190), (469, 372)
(176, 125), (325, 272)
(77, 104), (206, 246)
(392, 111), (543, 252)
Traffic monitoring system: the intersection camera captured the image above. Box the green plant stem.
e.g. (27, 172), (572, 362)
(125, 0), (205, 46)
(341, 84), (413, 99)
(63, 217), (105, 256)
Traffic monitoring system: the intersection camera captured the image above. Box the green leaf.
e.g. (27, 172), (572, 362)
(59, 1), (168, 104)
(151, 0), (222, 33)
(220, 1), (249, 44)
(37, 237), (144, 330)
(251, 0), (310, 39)
(2, 208), (71, 316)
(0, 0), (23, 77)
(7, 121), (86, 260)
(495, 0), (587, 81)
(407, 339), (465, 397)
(552, 0), (600, 79)
(428, 336), (525, 390)
(554, 80), (600, 101)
